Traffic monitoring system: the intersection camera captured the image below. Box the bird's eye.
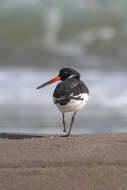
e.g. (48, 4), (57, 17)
(64, 71), (68, 74)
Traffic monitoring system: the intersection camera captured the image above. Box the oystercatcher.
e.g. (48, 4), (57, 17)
(37, 68), (89, 137)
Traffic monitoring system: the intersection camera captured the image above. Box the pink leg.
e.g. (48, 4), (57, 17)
(62, 113), (67, 133)
(62, 112), (77, 137)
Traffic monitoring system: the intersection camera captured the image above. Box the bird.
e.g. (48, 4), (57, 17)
(36, 68), (89, 137)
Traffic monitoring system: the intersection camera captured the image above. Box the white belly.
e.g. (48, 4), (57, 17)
(53, 93), (89, 113)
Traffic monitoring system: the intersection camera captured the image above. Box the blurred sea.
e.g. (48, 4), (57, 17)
(0, 0), (127, 134)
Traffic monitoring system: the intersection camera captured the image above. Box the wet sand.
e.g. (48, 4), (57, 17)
(0, 133), (127, 190)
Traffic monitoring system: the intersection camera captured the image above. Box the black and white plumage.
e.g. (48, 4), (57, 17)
(53, 78), (89, 113)
(37, 68), (89, 137)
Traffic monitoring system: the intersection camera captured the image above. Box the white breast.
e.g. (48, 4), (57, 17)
(53, 93), (89, 113)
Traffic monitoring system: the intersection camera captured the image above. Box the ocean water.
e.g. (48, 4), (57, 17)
(0, 0), (127, 134)
(0, 67), (127, 134)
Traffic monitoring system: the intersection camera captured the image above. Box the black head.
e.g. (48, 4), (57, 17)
(58, 68), (80, 81)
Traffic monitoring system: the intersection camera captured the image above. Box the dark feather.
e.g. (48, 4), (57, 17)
(53, 78), (89, 105)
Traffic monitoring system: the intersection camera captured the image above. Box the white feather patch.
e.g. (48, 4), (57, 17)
(53, 93), (89, 113)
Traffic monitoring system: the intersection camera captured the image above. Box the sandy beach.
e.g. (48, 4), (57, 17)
(0, 133), (127, 190)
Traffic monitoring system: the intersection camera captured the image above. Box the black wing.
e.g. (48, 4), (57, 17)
(53, 78), (89, 105)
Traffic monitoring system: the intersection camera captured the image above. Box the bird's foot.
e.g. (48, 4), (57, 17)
(63, 128), (67, 133)
(60, 133), (72, 137)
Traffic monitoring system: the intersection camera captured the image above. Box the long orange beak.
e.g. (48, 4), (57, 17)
(36, 76), (61, 89)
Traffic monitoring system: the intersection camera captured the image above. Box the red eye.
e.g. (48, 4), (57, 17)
(64, 72), (68, 74)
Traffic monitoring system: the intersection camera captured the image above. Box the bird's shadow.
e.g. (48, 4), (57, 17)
(0, 133), (46, 140)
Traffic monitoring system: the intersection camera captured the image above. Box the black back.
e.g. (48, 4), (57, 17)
(53, 78), (89, 105)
